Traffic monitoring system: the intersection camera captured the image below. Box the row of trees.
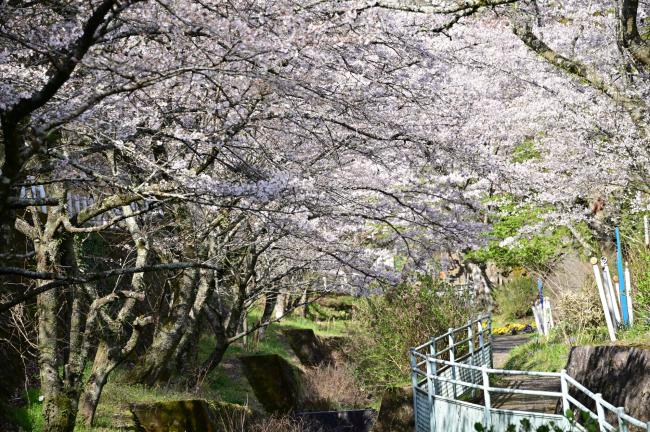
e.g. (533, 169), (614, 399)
(2, 0), (650, 431)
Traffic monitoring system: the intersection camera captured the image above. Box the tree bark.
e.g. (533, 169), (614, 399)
(77, 204), (150, 426)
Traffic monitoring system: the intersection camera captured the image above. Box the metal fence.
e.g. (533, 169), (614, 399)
(411, 316), (650, 432)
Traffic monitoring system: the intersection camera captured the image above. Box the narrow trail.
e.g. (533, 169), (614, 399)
(490, 335), (560, 414)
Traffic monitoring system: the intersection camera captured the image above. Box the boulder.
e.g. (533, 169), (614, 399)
(283, 328), (348, 367)
(130, 399), (250, 432)
(240, 354), (304, 413)
(284, 329), (327, 366)
(560, 345), (650, 422)
(372, 386), (414, 432)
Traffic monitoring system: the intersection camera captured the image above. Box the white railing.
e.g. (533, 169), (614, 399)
(411, 317), (650, 432)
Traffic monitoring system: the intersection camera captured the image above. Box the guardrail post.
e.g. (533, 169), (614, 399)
(467, 319), (476, 394)
(487, 316), (493, 368)
(477, 320), (485, 367)
(595, 393), (606, 432)
(448, 328), (458, 398)
(617, 407), (629, 432)
(560, 369), (569, 416)
(429, 337), (439, 395)
(481, 366), (491, 429)
(410, 350), (420, 429)
(426, 354), (436, 431)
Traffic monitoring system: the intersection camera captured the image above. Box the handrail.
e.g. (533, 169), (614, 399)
(411, 316), (650, 432)
(426, 356), (561, 377)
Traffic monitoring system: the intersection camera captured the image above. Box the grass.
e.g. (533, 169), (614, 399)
(502, 336), (571, 372)
(7, 388), (44, 432)
(7, 297), (362, 431)
(613, 321), (650, 347)
(502, 321), (650, 373)
(200, 307), (358, 406)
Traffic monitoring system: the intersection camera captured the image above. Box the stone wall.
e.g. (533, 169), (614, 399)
(562, 345), (650, 423)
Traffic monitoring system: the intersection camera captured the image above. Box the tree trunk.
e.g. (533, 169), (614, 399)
(196, 336), (229, 386)
(33, 208), (78, 432)
(273, 288), (286, 319)
(254, 291), (278, 342)
(129, 267), (199, 385)
(78, 204), (150, 426)
(77, 342), (111, 427)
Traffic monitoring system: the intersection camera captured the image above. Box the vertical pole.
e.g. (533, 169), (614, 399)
(487, 316), (493, 368)
(448, 328), (457, 398)
(410, 351), (420, 429)
(617, 407), (629, 432)
(616, 227), (630, 326)
(603, 262), (621, 325)
(595, 393), (606, 432)
(468, 319), (476, 392)
(481, 366), (491, 429)
(429, 337), (439, 395)
(546, 300), (555, 329)
(425, 352), (436, 431)
(537, 277), (546, 336)
(591, 258), (616, 341)
(478, 320), (485, 368)
(533, 303), (544, 336)
(644, 215), (649, 247)
(560, 369), (570, 416)
(625, 263), (634, 326)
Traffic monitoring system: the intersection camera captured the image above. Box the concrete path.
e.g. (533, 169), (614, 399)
(490, 335), (560, 414)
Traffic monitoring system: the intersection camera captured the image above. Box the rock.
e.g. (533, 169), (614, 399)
(284, 328), (327, 366)
(319, 336), (348, 366)
(560, 345), (650, 422)
(372, 386), (414, 432)
(283, 328), (348, 367)
(240, 354), (304, 414)
(130, 399), (251, 432)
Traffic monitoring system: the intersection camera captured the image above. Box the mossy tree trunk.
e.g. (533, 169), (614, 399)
(16, 187), (82, 432)
(129, 207), (202, 385)
(77, 205), (152, 426)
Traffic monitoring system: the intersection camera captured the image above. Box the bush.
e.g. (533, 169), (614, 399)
(303, 364), (369, 410)
(494, 277), (537, 320)
(351, 275), (474, 391)
(628, 245), (650, 321)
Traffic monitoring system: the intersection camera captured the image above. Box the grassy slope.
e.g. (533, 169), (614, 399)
(10, 297), (357, 431)
(502, 324), (650, 373)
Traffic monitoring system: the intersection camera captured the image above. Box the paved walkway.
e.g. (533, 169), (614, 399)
(489, 335), (560, 414)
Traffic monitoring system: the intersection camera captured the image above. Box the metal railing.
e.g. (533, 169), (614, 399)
(411, 316), (650, 432)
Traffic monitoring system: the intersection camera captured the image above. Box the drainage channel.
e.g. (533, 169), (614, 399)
(295, 408), (376, 432)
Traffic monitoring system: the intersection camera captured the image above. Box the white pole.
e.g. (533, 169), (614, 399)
(601, 268), (616, 325)
(532, 304), (544, 336)
(545, 300), (554, 330)
(603, 262), (622, 325)
(645, 215), (649, 247)
(592, 258), (616, 341)
(625, 262), (634, 326)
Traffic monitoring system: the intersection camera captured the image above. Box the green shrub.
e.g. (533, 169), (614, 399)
(628, 245), (650, 321)
(494, 277), (537, 320)
(351, 275), (474, 390)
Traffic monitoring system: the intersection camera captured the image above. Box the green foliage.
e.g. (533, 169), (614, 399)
(351, 276), (474, 390)
(473, 410), (599, 432)
(512, 139), (541, 163)
(503, 335), (570, 372)
(467, 196), (569, 269)
(7, 388), (44, 432)
(627, 242), (650, 320)
(494, 277), (537, 320)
